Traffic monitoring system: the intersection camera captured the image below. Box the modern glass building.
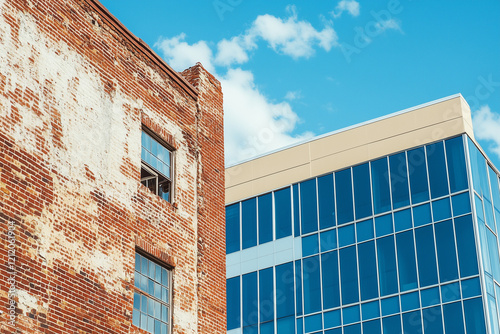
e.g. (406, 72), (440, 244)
(224, 95), (500, 334)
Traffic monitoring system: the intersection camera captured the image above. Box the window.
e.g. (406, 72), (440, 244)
(141, 129), (173, 202)
(133, 252), (171, 334)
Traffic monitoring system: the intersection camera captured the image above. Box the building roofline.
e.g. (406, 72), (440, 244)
(226, 93), (465, 168)
(84, 0), (198, 99)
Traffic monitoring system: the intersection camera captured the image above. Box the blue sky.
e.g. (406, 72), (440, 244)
(100, 0), (500, 167)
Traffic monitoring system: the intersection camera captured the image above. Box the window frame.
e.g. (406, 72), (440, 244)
(140, 127), (175, 202)
(133, 249), (173, 334)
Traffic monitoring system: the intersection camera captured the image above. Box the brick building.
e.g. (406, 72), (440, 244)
(0, 0), (225, 333)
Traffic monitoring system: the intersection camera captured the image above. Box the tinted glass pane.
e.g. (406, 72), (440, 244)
(372, 158), (391, 214)
(485, 197), (496, 231)
(441, 282), (460, 303)
(304, 314), (322, 333)
(394, 209), (412, 232)
(320, 229), (337, 252)
(402, 310), (422, 334)
(242, 272), (258, 326)
(226, 204), (240, 254)
(344, 323), (361, 334)
(275, 262), (294, 318)
(487, 228), (500, 281)
(323, 309), (341, 328)
(452, 192), (471, 217)
(363, 319), (381, 334)
(445, 136), (468, 193)
(432, 197), (451, 222)
(377, 236), (398, 296)
(489, 166), (500, 211)
(468, 138), (489, 199)
(302, 234), (319, 257)
(435, 220), (459, 282)
(390, 152), (410, 209)
(293, 184), (300, 237)
(227, 277), (241, 330)
(340, 246), (359, 305)
(454, 215), (479, 277)
(408, 147), (429, 204)
(358, 241), (378, 301)
(321, 251), (340, 309)
(401, 292), (419, 312)
(396, 231), (418, 291)
(258, 193), (273, 245)
(295, 260), (302, 316)
(277, 316), (294, 334)
(422, 306), (443, 334)
(338, 223), (355, 247)
(426, 142), (449, 198)
(375, 214), (393, 237)
(413, 203), (431, 227)
(382, 315), (401, 334)
(356, 219), (374, 242)
(335, 169), (354, 225)
(303, 256), (321, 314)
(301, 179), (318, 234)
(362, 300), (380, 320)
(260, 321), (274, 334)
(243, 325), (258, 334)
(259, 268), (274, 322)
(461, 277), (481, 298)
(242, 199), (257, 249)
(353, 163), (372, 219)
(343, 305), (360, 324)
(421, 286), (440, 307)
(443, 301), (465, 334)
(381, 296), (399, 316)
(415, 225), (438, 287)
(275, 187), (292, 239)
(318, 174), (335, 229)
(464, 297), (487, 334)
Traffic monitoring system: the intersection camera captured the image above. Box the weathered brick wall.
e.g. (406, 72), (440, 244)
(0, 0), (225, 333)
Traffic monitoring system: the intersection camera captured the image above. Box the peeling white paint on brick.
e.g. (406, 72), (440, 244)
(17, 290), (38, 316)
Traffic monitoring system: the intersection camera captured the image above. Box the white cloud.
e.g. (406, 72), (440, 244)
(472, 105), (500, 158)
(375, 19), (402, 33)
(154, 33), (215, 72)
(285, 90), (302, 101)
(332, 0), (360, 18)
(215, 37), (250, 67)
(222, 69), (313, 165)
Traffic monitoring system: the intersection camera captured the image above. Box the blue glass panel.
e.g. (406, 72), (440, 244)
(461, 277), (481, 298)
(242, 198), (257, 249)
(335, 169), (354, 225)
(454, 215), (479, 277)
(295, 261), (302, 316)
(396, 231), (418, 292)
(226, 204), (240, 254)
(443, 301), (465, 334)
(421, 286), (440, 307)
(381, 296), (399, 316)
(484, 197), (496, 231)
(297, 318), (303, 334)
(338, 224), (355, 247)
(377, 236), (398, 296)
(401, 291), (419, 312)
(426, 141), (449, 198)
(451, 192), (471, 217)
(363, 319), (381, 334)
(227, 277), (240, 330)
(402, 310), (422, 334)
(434, 219), (459, 282)
(304, 314), (322, 333)
(340, 246), (359, 305)
(320, 229), (337, 252)
(275, 262), (294, 318)
(321, 251), (340, 309)
(302, 234), (319, 257)
(382, 314), (401, 334)
(259, 268), (274, 322)
(489, 166), (500, 211)
(413, 203), (431, 227)
(464, 297), (487, 334)
(445, 136), (468, 193)
(303, 256), (321, 314)
(343, 305), (360, 324)
(415, 225), (438, 287)
(260, 321), (274, 334)
(469, 139), (490, 199)
(243, 325), (258, 334)
(441, 282), (460, 303)
(344, 323), (361, 334)
(275, 187), (292, 239)
(390, 152), (410, 209)
(277, 316), (295, 334)
(486, 273), (495, 296)
(324, 328), (341, 334)
(394, 209), (412, 232)
(432, 197), (451, 222)
(356, 219), (373, 242)
(293, 184), (300, 237)
(372, 158), (391, 214)
(375, 214), (393, 237)
(318, 174), (336, 229)
(259, 193), (273, 245)
(353, 163), (372, 219)
(488, 294), (499, 334)
(362, 300), (380, 320)
(242, 272), (258, 326)
(301, 179), (318, 234)
(358, 241), (379, 301)
(478, 220), (492, 274)
(422, 306), (443, 334)
(487, 228), (500, 281)
(408, 147), (429, 204)
(323, 309), (341, 328)
(476, 194), (485, 222)
(496, 285), (500, 332)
